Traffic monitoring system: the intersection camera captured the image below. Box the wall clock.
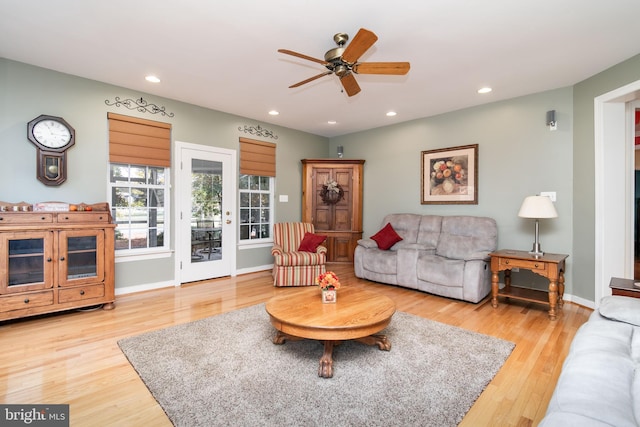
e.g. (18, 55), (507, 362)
(27, 115), (75, 186)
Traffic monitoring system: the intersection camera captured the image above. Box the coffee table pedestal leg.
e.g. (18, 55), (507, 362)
(355, 334), (392, 350)
(319, 340), (337, 378)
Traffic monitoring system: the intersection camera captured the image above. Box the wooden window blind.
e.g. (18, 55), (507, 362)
(108, 112), (171, 167)
(239, 137), (276, 177)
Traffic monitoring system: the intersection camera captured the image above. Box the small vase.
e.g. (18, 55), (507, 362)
(322, 289), (337, 304)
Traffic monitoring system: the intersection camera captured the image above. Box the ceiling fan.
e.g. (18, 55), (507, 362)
(278, 28), (410, 97)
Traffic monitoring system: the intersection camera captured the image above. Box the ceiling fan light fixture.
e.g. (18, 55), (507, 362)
(335, 64), (349, 77)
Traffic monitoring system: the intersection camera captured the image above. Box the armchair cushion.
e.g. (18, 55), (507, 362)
(298, 232), (326, 252)
(371, 222), (403, 250)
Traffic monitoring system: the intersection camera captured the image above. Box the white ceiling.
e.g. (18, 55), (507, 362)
(1, 0), (640, 138)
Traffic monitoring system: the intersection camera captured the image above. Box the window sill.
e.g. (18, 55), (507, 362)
(238, 241), (273, 250)
(115, 249), (173, 263)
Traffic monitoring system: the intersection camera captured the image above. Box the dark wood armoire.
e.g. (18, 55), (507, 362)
(301, 159), (364, 263)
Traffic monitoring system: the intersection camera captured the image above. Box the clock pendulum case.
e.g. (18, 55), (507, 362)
(27, 115), (76, 186)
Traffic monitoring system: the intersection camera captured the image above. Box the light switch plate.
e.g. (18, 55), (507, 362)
(540, 191), (556, 202)
(279, 195), (288, 202)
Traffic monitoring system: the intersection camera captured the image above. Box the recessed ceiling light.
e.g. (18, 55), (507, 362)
(268, 110), (279, 116)
(328, 120), (337, 125)
(145, 75), (161, 83)
(386, 111), (397, 117)
(477, 87), (492, 94)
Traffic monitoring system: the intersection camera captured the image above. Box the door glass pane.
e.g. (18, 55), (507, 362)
(67, 236), (97, 279)
(191, 159), (222, 263)
(8, 238), (44, 285)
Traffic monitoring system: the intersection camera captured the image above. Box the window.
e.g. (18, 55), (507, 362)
(110, 163), (169, 252)
(239, 175), (273, 242)
(107, 113), (171, 255)
(238, 137), (275, 245)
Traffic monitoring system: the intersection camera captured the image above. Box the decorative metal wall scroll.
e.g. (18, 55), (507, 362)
(105, 96), (175, 117)
(238, 124), (278, 140)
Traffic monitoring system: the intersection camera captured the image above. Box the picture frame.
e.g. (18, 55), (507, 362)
(421, 144), (478, 204)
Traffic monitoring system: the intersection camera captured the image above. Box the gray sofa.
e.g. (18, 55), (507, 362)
(539, 295), (640, 426)
(354, 213), (498, 303)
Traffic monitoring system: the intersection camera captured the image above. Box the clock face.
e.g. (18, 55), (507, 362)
(31, 118), (73, 149)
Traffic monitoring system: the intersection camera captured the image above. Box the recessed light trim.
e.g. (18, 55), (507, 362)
(477, 87), (492, 94)
(328, 120), (337, 125)
(386, 111), (397, 117)
(145, 75), (161, 83)
(268, 110), (279, 116)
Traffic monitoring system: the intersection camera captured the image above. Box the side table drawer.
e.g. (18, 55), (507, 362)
(0, 290), (54, 312)
(59, 284), (105, 303)
(499, 257), (547, 273)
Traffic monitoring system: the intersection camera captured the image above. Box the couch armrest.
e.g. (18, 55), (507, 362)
(463, 251), (491, 261)
(271, 244), (284, 256)
(357, 239), (379, 249)
(316, 245), (328, 255)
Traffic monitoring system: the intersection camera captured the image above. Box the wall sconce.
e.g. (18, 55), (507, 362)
(546, 110), (557, 131)
(518, 195), (558, 257)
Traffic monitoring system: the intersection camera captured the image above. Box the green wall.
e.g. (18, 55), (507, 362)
(331, 87), (575, 294)
(572, 54), (640, 301)
(0, 58), (327, 289)
(3, 52), (640, 303)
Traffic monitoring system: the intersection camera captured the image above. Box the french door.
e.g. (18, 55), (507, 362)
(176, 141), (236, 283)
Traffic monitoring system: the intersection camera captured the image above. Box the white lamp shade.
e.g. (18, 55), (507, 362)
(518, 196), (558, 219)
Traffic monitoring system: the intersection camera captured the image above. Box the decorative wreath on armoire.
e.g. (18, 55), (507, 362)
(320, 179), (344, 205)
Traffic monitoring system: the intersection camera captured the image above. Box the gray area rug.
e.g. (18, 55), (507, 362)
(118, 304), (514, 427)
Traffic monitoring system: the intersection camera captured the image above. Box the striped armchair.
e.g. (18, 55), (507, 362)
(271, 222), (327, 287)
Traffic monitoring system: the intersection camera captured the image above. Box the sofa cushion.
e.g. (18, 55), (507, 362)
(371, 222), (403, 250)
(598, 295), (640, 326)
(436, 216), (497, 260)
(417, 254), (464, 287)
(297, 232), (326, 252)
(382, 213), (423, 244)
(362, 249), (397, 274)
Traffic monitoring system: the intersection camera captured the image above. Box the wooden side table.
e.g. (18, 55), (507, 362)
(609, 277), (640, 298)
(489, 249), (569, 320)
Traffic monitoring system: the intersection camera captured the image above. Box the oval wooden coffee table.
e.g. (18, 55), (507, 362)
(265, 286), (396, 378)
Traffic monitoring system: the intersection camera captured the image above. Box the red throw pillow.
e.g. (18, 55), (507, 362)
(371, 223), (403, 250)
(298, 232), (326, 252)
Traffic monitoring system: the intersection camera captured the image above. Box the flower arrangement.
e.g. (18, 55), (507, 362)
(316, 271), (341, 291)
(430, 156), (468, 194)
(320, 179), (344, 205)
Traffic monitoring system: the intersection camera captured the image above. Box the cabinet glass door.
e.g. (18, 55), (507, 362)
(0, 231), (53, 293)
(59, 230), (105, 286)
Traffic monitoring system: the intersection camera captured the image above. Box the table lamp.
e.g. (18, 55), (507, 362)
(518, 195), (558, 257)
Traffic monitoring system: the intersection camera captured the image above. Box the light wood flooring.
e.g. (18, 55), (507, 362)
(1, 264), (592, 426)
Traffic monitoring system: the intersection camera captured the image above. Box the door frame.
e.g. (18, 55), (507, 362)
(595, 79), (640, 304)
(174, 141), (237, 284)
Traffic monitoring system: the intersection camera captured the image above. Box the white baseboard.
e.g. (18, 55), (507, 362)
(563, 293), (595, 310)
(115, 280), (176, 295)
(236, 264), (273, 276)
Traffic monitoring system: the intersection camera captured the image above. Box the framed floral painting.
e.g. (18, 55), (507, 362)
(421, 144), (478, 204)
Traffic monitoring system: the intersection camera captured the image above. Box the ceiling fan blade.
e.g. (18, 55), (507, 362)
(341, 28), (378, 64)
(278, 49), (328, 65)
(353, 62), (410, 75)
(289, 71), (333, 88)
(340, 73), (361, 97)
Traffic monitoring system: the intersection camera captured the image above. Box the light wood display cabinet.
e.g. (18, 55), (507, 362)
(302, 159), (364, 263)
(0, 202), (116, 321)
